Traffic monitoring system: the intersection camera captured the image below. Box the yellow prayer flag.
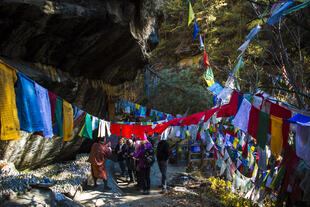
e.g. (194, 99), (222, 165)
(188, 2), (195, 26)
(78, 124), (85, 137)
(233, 138), (239, 149)
(270, 115), (283, 156)
(0, 60), (21, 140)
(186, 130), (190, 137)
(63, 101), (73, 141)
(135, 104), (140, 110)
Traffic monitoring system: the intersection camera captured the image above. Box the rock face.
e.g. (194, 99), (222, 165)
(0, 0), (161, 169)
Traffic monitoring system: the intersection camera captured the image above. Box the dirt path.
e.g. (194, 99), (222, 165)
(75, 160), (186, 206)
(1, 160), (189, 207)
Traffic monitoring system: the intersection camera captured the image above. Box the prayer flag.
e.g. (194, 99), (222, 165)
(267, 1), (294, 25)
(0, 60), (20, 140)
(34, 83), (53, 138)
(270, 115), (283, 156)
(16, 73), (44, 133)
(257, 111), (270, 148)
(55, 98), (63, 136)
(188, 2), (195, 26)
(63, 100), (73, 141)
(199, 35), (204, 49)
(193, 21), (199, 40)
(82, 113), (93, 139)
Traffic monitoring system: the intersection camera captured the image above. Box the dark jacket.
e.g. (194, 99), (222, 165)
(115, 143), (127, 161)
(156, 140), (170, 161)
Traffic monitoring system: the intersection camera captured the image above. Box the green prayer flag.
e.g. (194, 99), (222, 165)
(55, 98), (63, 137)
(82, 113), (93, 139)
(257, 111), (270, 148)
(188, 2), (195, 26)
(204, 67), (215, 86)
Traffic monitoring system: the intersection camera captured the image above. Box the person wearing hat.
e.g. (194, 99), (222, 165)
(134, 140), (154, 195)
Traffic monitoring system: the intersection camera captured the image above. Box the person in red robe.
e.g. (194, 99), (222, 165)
(88, 137), (112, 190)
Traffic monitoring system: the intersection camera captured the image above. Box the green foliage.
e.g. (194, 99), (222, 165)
(205, 177), (276, 207)
(150, 0), (310, 108)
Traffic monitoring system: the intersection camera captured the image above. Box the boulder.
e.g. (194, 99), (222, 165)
(0, 0), (161, 169)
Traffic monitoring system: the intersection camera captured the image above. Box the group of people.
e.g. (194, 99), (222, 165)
(88, 134), (170, 195)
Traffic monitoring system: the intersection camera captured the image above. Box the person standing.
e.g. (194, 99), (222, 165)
(134, 140), (154, 195)
(115, 138), (127, 175)
(156, 135), (170, 193)
(88, 137), (112, 190)
(125, 139), (135, 183)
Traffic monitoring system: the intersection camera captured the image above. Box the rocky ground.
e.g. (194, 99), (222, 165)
(0, 154), (211, 207)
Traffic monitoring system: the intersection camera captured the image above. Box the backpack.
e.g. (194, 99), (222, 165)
(142, 147), (155, 167)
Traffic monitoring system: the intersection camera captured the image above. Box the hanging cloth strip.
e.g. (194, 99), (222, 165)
(270, 115), (283, 156)
(34, 83), (53, 138)
(16, 72), (44, 133)
(48, 91), (57, 123)
(247, 106), (259, 138)
(256, 111), (270, 149)
(98, 120), (111, 137)
(217, 90), (239, 118)
(232, 98), (252, 132)
(122, 125), (133, 139)
(268, 101), (291, 149)
(295, 124), (310, 166)
(0, 60), (20, 140)
(110, 123), (121, 136)
(266, 1), (294, 25)
(81, 113), (93, 139)
(63, 100), (73, 141)
(55, 97), (63, 136)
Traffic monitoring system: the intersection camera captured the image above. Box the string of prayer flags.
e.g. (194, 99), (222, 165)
(0, 60), (20, 140)
(266, 1), (294, 25)
(237, 25), (261, 59)
(232, 56), (244, 77)
(279, 53), (294, 90)
(193, 21), (199, 40)
(188, 1), (195, 26)
(283, 0), (310, 16)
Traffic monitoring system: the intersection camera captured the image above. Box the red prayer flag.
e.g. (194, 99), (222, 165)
(110, 123), (121, 136)
(181, 111), (206, 126)
(247, 106), (259, 138)
(122, 125), (133, 139)
(133, 125), (152, 139)
(203, 51), (210, 68)
(204, 107), (220, 122)
(217, 91), (239, 118)
(268, 100), (292, 149)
